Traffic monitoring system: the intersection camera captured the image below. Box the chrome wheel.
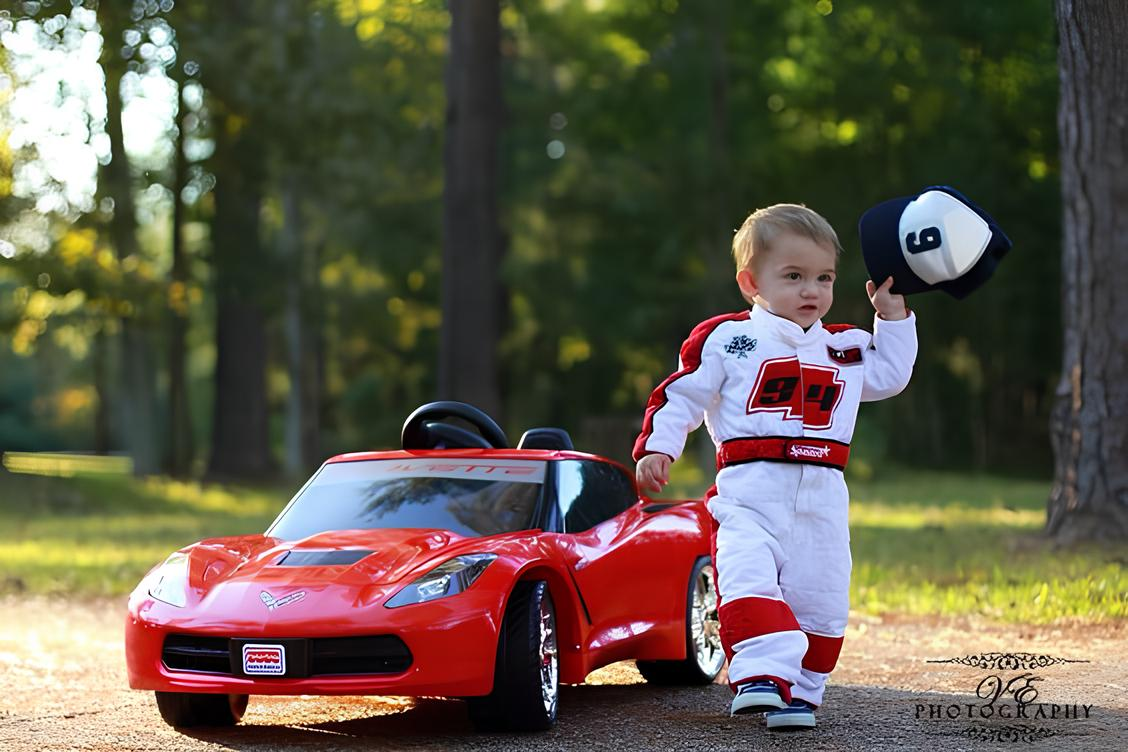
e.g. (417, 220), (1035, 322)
(690, 564), (725, 676)
(636, 556), (724, 685)
(539, 593), (559, 716)
(467, 580), (558, 731)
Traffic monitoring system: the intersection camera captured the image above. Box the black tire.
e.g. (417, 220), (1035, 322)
(637, 556), (724, 685)
(468, 580), (559, 732)
(154, 691), (248, 727)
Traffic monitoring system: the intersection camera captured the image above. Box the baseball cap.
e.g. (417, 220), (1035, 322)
(858, 185), (1013, 299)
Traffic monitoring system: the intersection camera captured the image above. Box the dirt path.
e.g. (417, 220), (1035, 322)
(1, 596), (1125, 751)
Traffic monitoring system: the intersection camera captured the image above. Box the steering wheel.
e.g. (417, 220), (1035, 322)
(401, 401), (509, 450)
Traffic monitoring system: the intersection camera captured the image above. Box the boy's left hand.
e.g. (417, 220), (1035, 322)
(867, 276), (908, 321)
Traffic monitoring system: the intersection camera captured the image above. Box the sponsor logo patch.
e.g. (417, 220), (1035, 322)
(725, 335), (758, 358)
(828, 346), (863, 365)
(243, 644), (286, 675)
(788, 443), (832, 460)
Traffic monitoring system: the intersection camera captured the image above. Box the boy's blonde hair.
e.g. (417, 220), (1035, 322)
(731, 203), (843, 272)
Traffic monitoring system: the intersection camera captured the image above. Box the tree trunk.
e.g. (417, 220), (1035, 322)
(705, 0), (734, 311)
(440, 0), (503, 420)
(281, 176), (320, 476)
(305, 242), (324, 469)
(92, 329), (112, 455)
(98, 6), (160, 475)
(1048, 0), (1128, 543)
(166, 79), (193, 477)
(206, 116), (273, 480)
(698, 0), (734, 473)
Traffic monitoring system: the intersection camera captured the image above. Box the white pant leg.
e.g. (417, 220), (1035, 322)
(778, 467), (851, 706)
(708, 494), (806, 693)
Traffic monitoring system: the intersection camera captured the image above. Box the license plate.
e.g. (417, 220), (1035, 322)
(242, 644), (286, 675)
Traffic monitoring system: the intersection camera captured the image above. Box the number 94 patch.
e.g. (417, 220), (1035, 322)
(746, 356), (845, 430)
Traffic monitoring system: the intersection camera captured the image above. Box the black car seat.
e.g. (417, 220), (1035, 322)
(516, 428), (574, 451)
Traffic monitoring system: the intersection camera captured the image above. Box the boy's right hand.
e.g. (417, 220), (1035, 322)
(636, 453), (672, 494)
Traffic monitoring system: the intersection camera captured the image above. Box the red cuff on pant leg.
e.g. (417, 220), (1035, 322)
(718, 596), (801, 655)
(802, 632), (844, 674)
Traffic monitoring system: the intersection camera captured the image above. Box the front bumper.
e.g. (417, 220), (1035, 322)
(125, 585), (503, 697)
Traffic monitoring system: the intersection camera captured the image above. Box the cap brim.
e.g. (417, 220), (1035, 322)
(858, 196), (933, 296)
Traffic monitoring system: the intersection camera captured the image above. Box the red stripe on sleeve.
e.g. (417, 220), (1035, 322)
(632, 311), (750, 462)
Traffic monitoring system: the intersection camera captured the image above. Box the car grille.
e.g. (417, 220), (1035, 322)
(162, 633), (230, 673)
(311, 636), (413, 675)
(161, 634), (413, 676)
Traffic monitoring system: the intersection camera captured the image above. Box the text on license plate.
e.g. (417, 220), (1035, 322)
(242, 644), (286, 675)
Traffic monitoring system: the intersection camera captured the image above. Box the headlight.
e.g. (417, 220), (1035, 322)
(148, 552), (190, 607)
(385, 554), (497, 608)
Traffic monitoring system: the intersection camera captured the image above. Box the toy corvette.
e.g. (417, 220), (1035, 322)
(125, 402), (723, 731)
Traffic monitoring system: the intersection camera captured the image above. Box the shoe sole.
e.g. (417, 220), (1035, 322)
(730, 695), (788, 715)
(766, 714), (816, 730)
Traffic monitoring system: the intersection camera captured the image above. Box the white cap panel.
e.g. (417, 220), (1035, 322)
(897, 191), (991, 285)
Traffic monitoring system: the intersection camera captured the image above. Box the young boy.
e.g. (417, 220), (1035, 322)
(633, 204), (916, 730)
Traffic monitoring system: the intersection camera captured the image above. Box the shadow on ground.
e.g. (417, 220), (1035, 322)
(179, 681), (1127, 752)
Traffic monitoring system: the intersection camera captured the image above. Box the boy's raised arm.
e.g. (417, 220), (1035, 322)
(861, 278), (918, 402)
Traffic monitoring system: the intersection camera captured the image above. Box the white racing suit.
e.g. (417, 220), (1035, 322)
(634, 304), (917, 706)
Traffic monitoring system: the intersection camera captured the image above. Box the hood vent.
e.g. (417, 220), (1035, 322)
(276, 550), (374, 567)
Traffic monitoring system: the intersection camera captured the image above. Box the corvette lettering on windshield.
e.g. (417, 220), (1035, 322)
(385, 463), (538, 475)
(325, 458), (547, 484)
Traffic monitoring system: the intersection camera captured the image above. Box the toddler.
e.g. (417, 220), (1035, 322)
(634, 204), (916, 730)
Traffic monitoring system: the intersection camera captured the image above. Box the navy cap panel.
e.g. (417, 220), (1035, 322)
(858, 195), (931, 295)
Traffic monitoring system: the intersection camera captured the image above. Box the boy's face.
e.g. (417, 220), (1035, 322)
(736, 232), (837, 329)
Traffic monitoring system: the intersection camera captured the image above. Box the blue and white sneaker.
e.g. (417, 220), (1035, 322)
(729, 680), (788, 715)
(765, 699), (816, 730)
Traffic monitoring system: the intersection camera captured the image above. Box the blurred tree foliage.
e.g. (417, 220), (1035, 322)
(0, 0), (1059, 478)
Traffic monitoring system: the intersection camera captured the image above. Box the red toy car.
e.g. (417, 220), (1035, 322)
(125, 402), (723, 731)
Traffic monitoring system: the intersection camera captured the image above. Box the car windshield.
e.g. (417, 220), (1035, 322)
(268, 458), (546, 541)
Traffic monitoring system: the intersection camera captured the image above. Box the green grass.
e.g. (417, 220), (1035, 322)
(0, 466), (1125, 624)
(847, 471), (1128, 623)
(0, 469), (286, 595)
(659, 466), (1127, 624)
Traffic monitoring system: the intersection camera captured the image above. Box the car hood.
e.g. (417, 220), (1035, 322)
(147, 528), (538, 630)
(189, 527), (534, 587)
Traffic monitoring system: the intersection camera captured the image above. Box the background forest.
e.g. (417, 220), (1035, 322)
(0, 0), (1059, 484)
